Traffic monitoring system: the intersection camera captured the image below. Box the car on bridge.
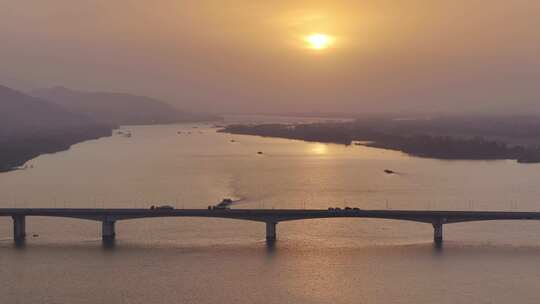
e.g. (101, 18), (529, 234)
(329, 207), (362, 212)
(150, 205), (174, 211)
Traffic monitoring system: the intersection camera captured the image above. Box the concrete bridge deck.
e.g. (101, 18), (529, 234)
(2, 208), (540, 245)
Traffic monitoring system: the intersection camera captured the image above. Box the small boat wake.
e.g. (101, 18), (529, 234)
(384, 169), (405, 176)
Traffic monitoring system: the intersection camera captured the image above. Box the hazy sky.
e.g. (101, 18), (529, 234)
(1, 1), (539, 114)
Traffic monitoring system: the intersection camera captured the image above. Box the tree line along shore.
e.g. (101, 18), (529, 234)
(221, 120), (540, 163)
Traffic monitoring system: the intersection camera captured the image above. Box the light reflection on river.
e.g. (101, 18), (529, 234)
(1, 116), (540, 303)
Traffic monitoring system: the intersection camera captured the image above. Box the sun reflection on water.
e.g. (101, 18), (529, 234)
(311, 143), (328, 155)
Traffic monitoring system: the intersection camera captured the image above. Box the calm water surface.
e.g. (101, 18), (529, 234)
(2, 117), (540, 303)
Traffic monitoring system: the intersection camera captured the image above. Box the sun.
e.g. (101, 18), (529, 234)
(304, 33), (333, 50)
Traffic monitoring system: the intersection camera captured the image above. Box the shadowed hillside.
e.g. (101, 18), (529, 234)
(0, 85), (114, 172)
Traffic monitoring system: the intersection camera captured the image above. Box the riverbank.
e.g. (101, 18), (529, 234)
(0, 125), (114, 172)
(220, 121), (540, 163)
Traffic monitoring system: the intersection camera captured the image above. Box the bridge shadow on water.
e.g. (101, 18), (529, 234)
(13, 238), (26, 249)
(433, 241), (443, 253)
(97, 238), (282, 260)
(102, 238), (116, 250)
(265, 239), (277, 257)
(96, 239), (540, 257)
(6, 236), (540, 259)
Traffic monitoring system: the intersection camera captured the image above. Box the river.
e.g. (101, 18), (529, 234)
(1, 116), (540, 303)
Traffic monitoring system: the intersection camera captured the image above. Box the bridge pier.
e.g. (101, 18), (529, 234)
(266, 222), (277, 242)
(12, 215), (26, 242)
(102, 219), (116, 241)
(433, 223), (443, 245)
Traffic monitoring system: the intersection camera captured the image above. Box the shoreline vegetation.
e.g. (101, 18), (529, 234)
(220, 119), (540, 163)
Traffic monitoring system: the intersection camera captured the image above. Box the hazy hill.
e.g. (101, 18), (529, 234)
(32, 87), (218, 125)
(0, 85), (114, 172)
(1, 85), (83, 133)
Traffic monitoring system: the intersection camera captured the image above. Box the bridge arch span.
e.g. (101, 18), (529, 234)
(4, 208), (540, 245)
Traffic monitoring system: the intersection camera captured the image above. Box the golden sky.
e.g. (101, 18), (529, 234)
(1, 1), (539, 114)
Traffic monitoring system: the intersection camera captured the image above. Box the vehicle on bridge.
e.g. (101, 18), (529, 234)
(214, 198), (233, 209)
(150, 205), (174, 210)
(329, 207), (362, 212)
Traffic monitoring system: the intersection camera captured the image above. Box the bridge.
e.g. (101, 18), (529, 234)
(2, 208), (540, 245)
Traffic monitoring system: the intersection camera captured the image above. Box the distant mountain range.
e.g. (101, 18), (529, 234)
(0, 85), (91, 135)
(32, 86), (219, 125)
(0, 85), (114, 172)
